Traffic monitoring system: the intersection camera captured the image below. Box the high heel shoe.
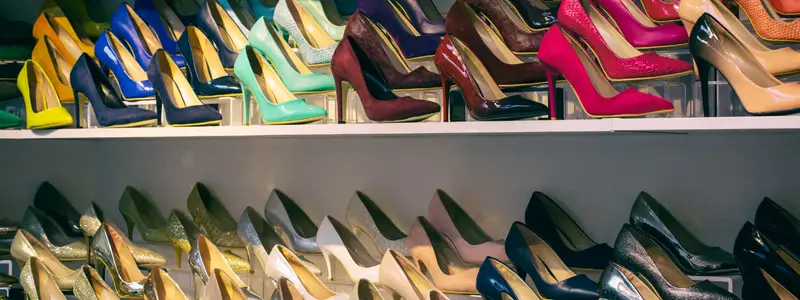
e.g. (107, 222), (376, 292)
(640, 0), (680, 22)
(196, 0), (253, 69)
(20, 257), (67, 300)
(91, 224), (147, 298)
(296, 0), (347, 40)
(179, 27), (243, 98)
(143, 267), (189, 300)
(392, 0), (446, 35)
(234, 46), (327, 124)
(558, 0), (692, 81)
(679, 0), (800, 76)
(70, 54), (159, 128)
(426, 189), (506, 265)
(539, 25), (674, 119)
(31, 36), (75, 103)
(20, 207), (87, 261)
(110, 3), (186, 70)
(343, 12), (441, 91)
(95, 30), (155, 101)
(32, 11), (94, 59)
(461, 0), (545, 54)
(406, 217), (479, 294)
(118, 186), (170, 243)
(630, 192), (737, 275)
(508, 0), (559, 30)
(358, 0), (442, 59)
(595, 0), (688, 49)
(770, 0), (800, 16)
(266, 245), (348, 300)
(318, 216), (381, 283)
(332, 36), (440, 123)
(166, 210), (251, 271)
(445, 0), (548, 87)
(80, 202), (166, 267)
(248, 17), (336, 94)
(754, 198), (800, 258)
(434, 35), (548, 121)
(189, 235), (262, 299)
(379, 249), (437, 300)
(598, 263), (662, 300)
(264, 189), (321, 253)
(33, 182), (82, 238)
(204, 268), (250, 300)
(736, 0), (800, 42)
(523, 192), (613, 270)
(237, 207), (319, 275)
(186, 182), (245, 248)
(148, 49), (224, 126)
(476, 257), (540, 300)
(345, 191), (410, 256)
(504, 222), (598, 299)
(11, 230), (80, 290)
(274, 0), (339, 65)
(17, 60), (74, 129)
(74, 265), (117, 300)
(614, 224), (739, 299)
(274, 277), (305, 300)
(134, 0), (187, 56)
(735, 222), (800, 299)
(218, 0), (258, 35)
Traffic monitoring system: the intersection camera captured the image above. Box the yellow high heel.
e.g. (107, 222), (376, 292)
(16, 60), (73, 129)
(31, 36), (75, 103)
(165, 210), (251, 272)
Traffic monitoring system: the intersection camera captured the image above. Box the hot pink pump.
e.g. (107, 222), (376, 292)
(595, 0), (689, 49)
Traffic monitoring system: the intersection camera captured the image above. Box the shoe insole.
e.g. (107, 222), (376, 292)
(274, 190), (319, 239)
(44, 39), (71, 86)
(449, 37), (509, 102)
(497, 0), (535, 33)
(631, 229), (695, 288)
(20, 231), (75, 278)
(419, 217), (470, 275)
(490, 260), (539, 300)
(762, 269), (797, 300)
(516, 223), (576, 284)
(392, 251), (435, 300)
(618, 0), (657, 27)
(582, 0), (641, 59)
(614, 264), (662, 300)
(288, 0), (337, 48)
(460, 1), (523, 65)
(152, 269), (188, 300)
(215, 270), (247, 300)
(268, 21), (313, 75)
(108, 33), (149, 82)
(157, 53), (205, 109)
(247, 47), (296, 104)
(87, 267), (118, 300)
(32, 260), (67, 300)
(107, 226), (147, 283)
(330, 217), (380, 268)
(212, 1), (249, 51)
(387, 0), (422, 36)
(279, 246), (336, 299)
(367, 19), (413, 73)
(188, 27), (228, 83)
(125, 5), (163, 56)
(28, 63), (61, 112)
(199, 236), (246, 288)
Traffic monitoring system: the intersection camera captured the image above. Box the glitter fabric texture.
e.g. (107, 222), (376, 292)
(274, 0), (337, 65)
(738, 0), (800, 41)
(345, 195), (409, 256)
(558, 0), (692, 80)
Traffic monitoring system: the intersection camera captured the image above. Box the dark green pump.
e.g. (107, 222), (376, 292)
(118, 186), (170, 243)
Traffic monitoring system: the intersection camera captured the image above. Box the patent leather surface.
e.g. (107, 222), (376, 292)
(463, 0), (545, 53)
(395, 0), (446, 35)
(476, 257), (540, 300)
(344, 12), (440, 90)
(195, 0), (249, 69)
(595, 0), (688, 48)
(318, 216), (381, 283)
(614, 224), (739, 300)
(11, 230), (80, 290)
(523, 191), (613, 270)
(134, 0), (186, 55)
(143, 267), (190, 300)
(407, 217), (479, 294)
(434, 36), (549, 121)
(630, 192), (737, 275)
(179, 27), (242, 97)
(118, 186), (170, 243)
(32, 182), (82, 239)
(345, 191), (409, 256)
(111, 4), (186, 70)
(17, 61), (73, 129)
(186, 183), (244, 248)
(237, 207), (320, 275)
(598, 263), (652, 300)
(91, 224), (147, 297)
(505, 222), (599, 299)
(508, 0), (558, 30)
(358, 0), (442, 59)
(264, 189), (320, 252)
(31, 36), (74, 103)
(640, 0), (680, 21)
(754, 198), (800, 260)
(734, 222), (800, 299)
(147, 50), (223, 126)
(20, 207), (87, 261)
(95, 30), (155, 100)
(445, 0), (547, 86)
(266, 245), (348, 300)
(70, 54), (158, 128)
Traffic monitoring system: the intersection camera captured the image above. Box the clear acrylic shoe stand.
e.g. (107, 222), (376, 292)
(71, 96), (243, 128)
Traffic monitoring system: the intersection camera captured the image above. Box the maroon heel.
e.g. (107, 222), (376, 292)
(544, 66), (560, 120)
(333, 73), (347, 124)
(440, 73), (451, 122)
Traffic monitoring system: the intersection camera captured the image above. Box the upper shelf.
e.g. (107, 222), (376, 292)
(3, 117), (800, 140)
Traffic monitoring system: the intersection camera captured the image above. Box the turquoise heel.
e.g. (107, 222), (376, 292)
(242, 84), (252, 125)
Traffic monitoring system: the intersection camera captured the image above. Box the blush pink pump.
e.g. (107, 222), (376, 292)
(539, 25), (674, 119)
(595, 0), (689, 49)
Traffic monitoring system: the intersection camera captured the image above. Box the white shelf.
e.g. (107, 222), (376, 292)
(2, 116), (800, 140)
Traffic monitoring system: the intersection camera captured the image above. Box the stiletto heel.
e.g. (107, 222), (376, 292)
(439, 72), (450, 122)
(174, 245), (183, 268)
(122, 214), (135, 240)
(73, 91), (82, 128)
(155, 93), (163, 126)
(333, 74), (349, 124)
(321, 248), (334, 281)
(544, 66), (562, 120)
(694, 56), (715, 117)
(317, 215), (381, 283)
(242, 85), (251, 125)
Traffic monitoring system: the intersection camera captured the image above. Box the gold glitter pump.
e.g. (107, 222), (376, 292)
(11, 230), (80, 291)
(187, 182), (246, 248)
(20, 206), (88, 262)
(143, 267), (189, 300)
(80, 202), (166, 267)
(189, 235), (262, 299)
(91, 224), (147, 298)
(20, 257), (67, 300)
(166, 210), (251, 272)
(74, 265), (118, 300)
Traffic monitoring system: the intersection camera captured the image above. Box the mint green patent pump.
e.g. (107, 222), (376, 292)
(248, 17), (335, 94)
(234, 45), (327, 125)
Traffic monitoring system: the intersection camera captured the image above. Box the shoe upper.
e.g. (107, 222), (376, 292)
(10, 230), (80, 290)
(143, 268), (189, 300)
(754, 198), (800, 259)
(598, 263), (661, 300)
(378, 249), (436, 300)
(186, 183), (244, 248)
(357, 0), (441, 59)
(462, 0), (545, 53)
(91, 224), (147, 297)
(31, 36), (75, 103)
(274, 0), (338, 65)
(296, 0), (346, 40)
(734, 222), (800, 297)
(393, 0), (446, 35)
(16, 61), (73, 129)
(118, 186), (170, 243)
(345, 191), (409, 256)
(195, 0), (248, 69)
(32, 182), (82, 238)
(508, 0), (558, 30)
(594, 0), (688, 48)
(237, 207), (321, 275)
(146, 50), (223, 125)
(318, 216), (381, 282)
(178, 27), (243, 97)
(20, 206), (87, 261)
(737, 0), (800, 41)
(406, 216), (479, 294)
(133, 0), (182, 55)
(264, 189), (320, 252)
(266, 245), (346, 300)
(95, 30), (155, 100)
(476, 257), (539, 300)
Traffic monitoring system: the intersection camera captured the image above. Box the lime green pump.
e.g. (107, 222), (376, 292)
(235, 45), (327, 125)
(248, 17), (336, 95)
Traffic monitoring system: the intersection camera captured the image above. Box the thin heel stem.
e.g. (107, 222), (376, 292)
(544, 66), (564, 120)
(122, 214), (135, 240)
(695, 56), (717, 117)
(321, 249), (334, 281)
(439, 72), (451, 122)
(242, 85), (251, 125)
(334, 74), (350, 124)
(173, 245), (183, 269)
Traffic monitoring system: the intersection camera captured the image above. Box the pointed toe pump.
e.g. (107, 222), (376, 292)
(630, 192), (738, 275)
(196, 0), (254, 69)
(318, 215), (382, 283)
(189, 235), (262, 299)
(557, 0), (692, 81)
(295, 0), (347, 40)
(594, 0), (688, 49)
(238, 207), (319, 275)
(426, 189), (507, 265)
(144, 267), (190, 300)
(434, 35), (549, 121)
(167, 210), (251, 271)
(179, 27), (243, 98)
(186, 182), (245, 248)
(358, 0), (442, 59)
(345, 191), (410, 256)
(248, 17), (335, 94)
(234, 46), (327, 125)
(614, 224), (740, 299)
(343, 12), (441, 91)
(508, 0), (558, 30)
(264, 189), (321, 252)
(91, 224), (148, 298)
(11, 230), (80, 291)
(379, 249), (438, 300)
(735, 222), (800, 299)
(134, 0), (187, 56)
(266, 245), (347, 300)
(737, 0), (800, 43)
(679, 0), (800, 77)
(598, 262), (663, 300)
(17, 60), (73, 129)
(445, 0), (548, 87)
(505, 222), (599, 299)
(31, 36), (75, 103)
(332, 36), (441, 123)
(147, 49), (223, 126)
(20, 206), (88, 262)
(461, 0), (545, 54)
(20, 257), (67, 300)
(539, 25), (674, 119)
(80, 202), (166, 267)
(407, 217), (480, 295)
(110, 3), (186, 70)
(74, 265), (118, 300)
(755, 198), (800, 258)
(523, 191), (613, 270)
(95, 30), (155, 101)
(118, 186), (170, 243)
(274, 0), (339, 65)
(476, 257), (541, 300)
(70, 54), (158, 128)
(33, 182), (82, 238)
(32, 11), (94, 59)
